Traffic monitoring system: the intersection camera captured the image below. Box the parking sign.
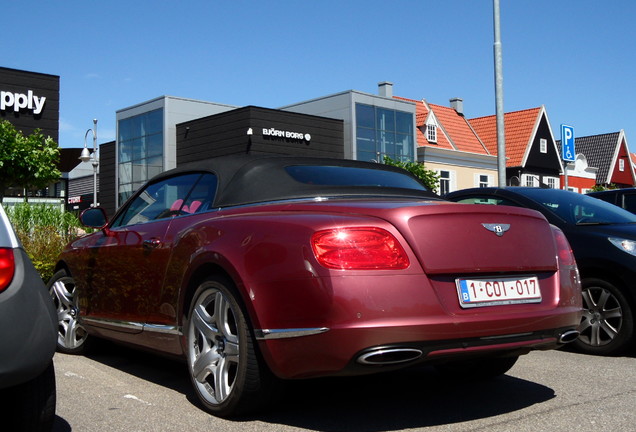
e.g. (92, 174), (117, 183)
(561, 124), (575, 162)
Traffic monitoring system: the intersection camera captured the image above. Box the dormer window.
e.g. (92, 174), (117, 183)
(423, 113), (439, 144)
(619, 158), (625, 171)
(427, 124), (437, 143)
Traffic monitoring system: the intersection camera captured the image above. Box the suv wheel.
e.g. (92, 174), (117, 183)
(574, 278), (634, 355)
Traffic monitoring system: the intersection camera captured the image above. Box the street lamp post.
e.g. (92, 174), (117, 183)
(79, 119), (98, 207)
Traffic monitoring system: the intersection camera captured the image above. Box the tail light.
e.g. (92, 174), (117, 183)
(552, 226), (576, 267)
(311, 227), (410, 270)
(0, 248), (15, 293)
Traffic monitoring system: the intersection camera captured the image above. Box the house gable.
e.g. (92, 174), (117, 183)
(608, 131), (635, 186)
(524, 111), (562, 174)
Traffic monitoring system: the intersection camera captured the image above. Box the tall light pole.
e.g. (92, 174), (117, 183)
(493, 0), (506, 187)
(79, 119), (98, 207)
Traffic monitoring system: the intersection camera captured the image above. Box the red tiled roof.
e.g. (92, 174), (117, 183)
(394, 96), (489, 154)
(428, 103), (489, 154)
(469, 107), (542, 166)
(394, 96), (449, 148)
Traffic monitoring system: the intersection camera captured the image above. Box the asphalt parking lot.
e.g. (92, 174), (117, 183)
(52, 342), (636, 432)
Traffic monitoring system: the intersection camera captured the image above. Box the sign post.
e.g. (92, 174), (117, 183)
(561, 124), (575, 190)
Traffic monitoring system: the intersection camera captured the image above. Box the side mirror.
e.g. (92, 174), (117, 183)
(80, 207), (108, 229)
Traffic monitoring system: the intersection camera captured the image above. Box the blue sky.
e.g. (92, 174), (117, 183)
(4, 1), (636, 151)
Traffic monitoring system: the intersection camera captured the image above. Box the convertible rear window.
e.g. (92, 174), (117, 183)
(284, 165), (427, 190)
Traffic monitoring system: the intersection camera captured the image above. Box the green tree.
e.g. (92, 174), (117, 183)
(0, 120), (61, 202)
(383, 156), (440, 193)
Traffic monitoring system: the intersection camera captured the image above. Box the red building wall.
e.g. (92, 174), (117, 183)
(609, 140), (635, 186)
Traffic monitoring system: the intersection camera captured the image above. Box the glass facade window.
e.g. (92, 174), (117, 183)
(355, 103), (414, 163)
(118, 109), (164, 205)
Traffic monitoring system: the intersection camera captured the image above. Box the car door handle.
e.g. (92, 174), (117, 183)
(143, 238), (161, 249)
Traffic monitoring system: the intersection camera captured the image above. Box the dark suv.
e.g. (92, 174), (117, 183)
(587, 188), (636, 214)
(0, 204), (57, 430)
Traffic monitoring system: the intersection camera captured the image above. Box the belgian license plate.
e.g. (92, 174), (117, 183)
(456, 276), (541, 308)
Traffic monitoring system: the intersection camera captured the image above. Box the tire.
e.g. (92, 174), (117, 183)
(48, 269), (89, 354)
(435, 355), (519, 380)
(186, 276), (275, 417)
(5, 361), (56, 431)
(573, 278), (634, 356)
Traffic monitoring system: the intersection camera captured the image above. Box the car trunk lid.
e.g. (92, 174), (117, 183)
(396, 203), (558, 274)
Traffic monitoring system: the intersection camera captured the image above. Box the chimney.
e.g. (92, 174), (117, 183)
(450, 97), (464, 116)
(378, 81), (393, 98)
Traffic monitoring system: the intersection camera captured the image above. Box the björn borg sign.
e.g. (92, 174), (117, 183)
(1, 90), (47, 115)
(262, 127), (311, 142)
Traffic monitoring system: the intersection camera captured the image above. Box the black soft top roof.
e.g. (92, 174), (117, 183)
(153, 154), (438, 207)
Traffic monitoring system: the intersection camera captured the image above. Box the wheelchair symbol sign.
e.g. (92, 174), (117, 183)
(561, 125), (575, 162)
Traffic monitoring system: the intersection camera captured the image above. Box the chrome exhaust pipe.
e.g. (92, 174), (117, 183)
(357, 348), (423, 365)
(558, 330), (580, 344)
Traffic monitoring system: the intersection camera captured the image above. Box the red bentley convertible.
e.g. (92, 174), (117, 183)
(49, 155), (582, 417)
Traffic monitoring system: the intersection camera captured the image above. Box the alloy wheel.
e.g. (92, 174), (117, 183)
(578, 286), (622, 347)
(188, 287), (241, 406)
(49, 271), (88, 353)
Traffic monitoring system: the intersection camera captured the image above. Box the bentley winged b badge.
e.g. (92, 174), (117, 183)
(482, 223), (511, 237)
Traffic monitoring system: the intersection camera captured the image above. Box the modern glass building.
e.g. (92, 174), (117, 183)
(280, 82), (416, 163)
(115, 96), (236, 206)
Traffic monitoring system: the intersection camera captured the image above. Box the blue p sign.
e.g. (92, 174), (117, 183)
(561, 125), (575, 162)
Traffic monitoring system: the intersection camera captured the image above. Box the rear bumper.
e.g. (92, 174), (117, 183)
(0, 249), (57, 389)
(258, 318), (581, 379)
(250, 270), (581, 379)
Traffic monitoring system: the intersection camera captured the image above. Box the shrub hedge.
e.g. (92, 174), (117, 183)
(5, 203), (84, 282)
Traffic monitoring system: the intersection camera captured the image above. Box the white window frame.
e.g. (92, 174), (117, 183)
(425, 115), (438, 144)
(427, 124), (437, 143)
(522, 174), (540, 187)
(619, 158), (625, 171)
(437, 169), (456, 195)
(540, 138), (547, 153)
(474, 173), (493, 188)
